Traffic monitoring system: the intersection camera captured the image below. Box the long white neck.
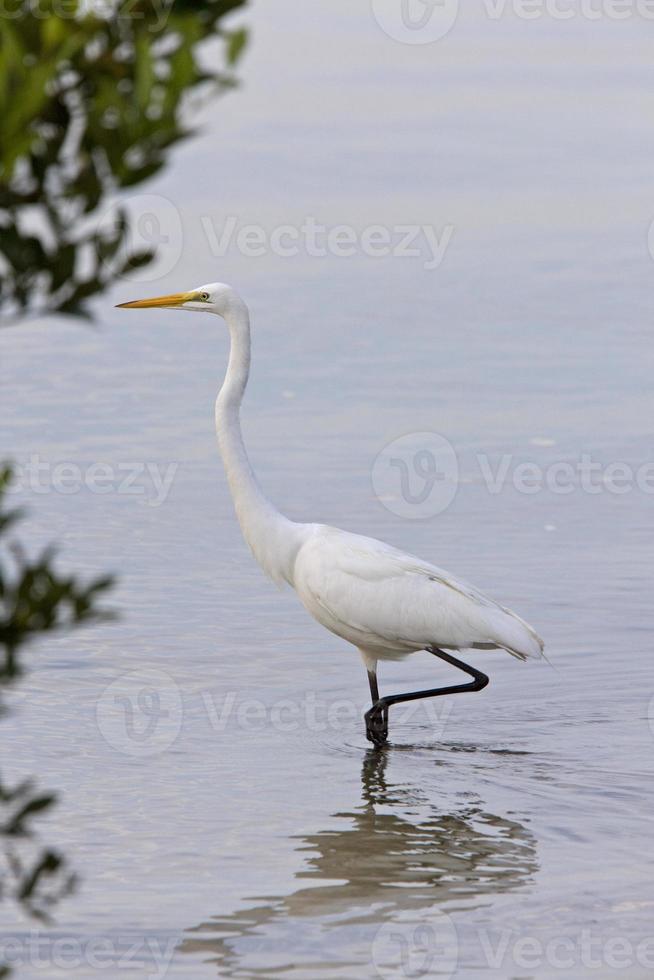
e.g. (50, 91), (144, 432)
(214, 297), (305, 586)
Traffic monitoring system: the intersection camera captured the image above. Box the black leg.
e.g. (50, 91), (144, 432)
(366, 670), (388, 746)
(364, 647), (489, 747)
(367, 670), (380, 704)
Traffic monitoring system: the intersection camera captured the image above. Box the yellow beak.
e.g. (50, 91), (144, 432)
(116, 290), (198, 309)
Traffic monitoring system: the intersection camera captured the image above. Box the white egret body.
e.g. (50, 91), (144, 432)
(118, 283), (544, 744)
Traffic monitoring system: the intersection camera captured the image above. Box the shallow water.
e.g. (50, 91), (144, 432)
(2, 3), (654, 978)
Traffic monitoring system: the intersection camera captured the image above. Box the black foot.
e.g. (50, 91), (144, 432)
(365, 701), (389, 746)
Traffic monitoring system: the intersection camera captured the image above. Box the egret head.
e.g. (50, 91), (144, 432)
(116, 282), (243, 318)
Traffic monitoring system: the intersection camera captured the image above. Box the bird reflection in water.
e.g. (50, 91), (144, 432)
(181, 751), (538, 977)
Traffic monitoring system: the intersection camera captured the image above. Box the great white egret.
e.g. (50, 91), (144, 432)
(117, 283), (544, 745)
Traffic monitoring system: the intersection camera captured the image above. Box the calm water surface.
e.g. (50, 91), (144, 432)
(2, 4), (653, 978)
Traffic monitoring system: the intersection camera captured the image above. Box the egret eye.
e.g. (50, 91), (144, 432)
(201, 292), (210, 302)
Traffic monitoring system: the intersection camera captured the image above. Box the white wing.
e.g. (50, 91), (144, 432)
(293, 525), (544, 661)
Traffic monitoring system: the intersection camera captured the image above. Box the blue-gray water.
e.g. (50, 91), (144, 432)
(2, 3), (654, 977)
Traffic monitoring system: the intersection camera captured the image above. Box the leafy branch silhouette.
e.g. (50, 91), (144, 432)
(0, 0), (247, 320)
(0, 465), (113, 967)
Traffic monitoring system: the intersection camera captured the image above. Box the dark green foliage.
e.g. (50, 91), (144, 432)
(0, 0), (248, 319)
(0, 465), (114, 683)
(0, 779), (77, 923)
(0, 464), (113, 949)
